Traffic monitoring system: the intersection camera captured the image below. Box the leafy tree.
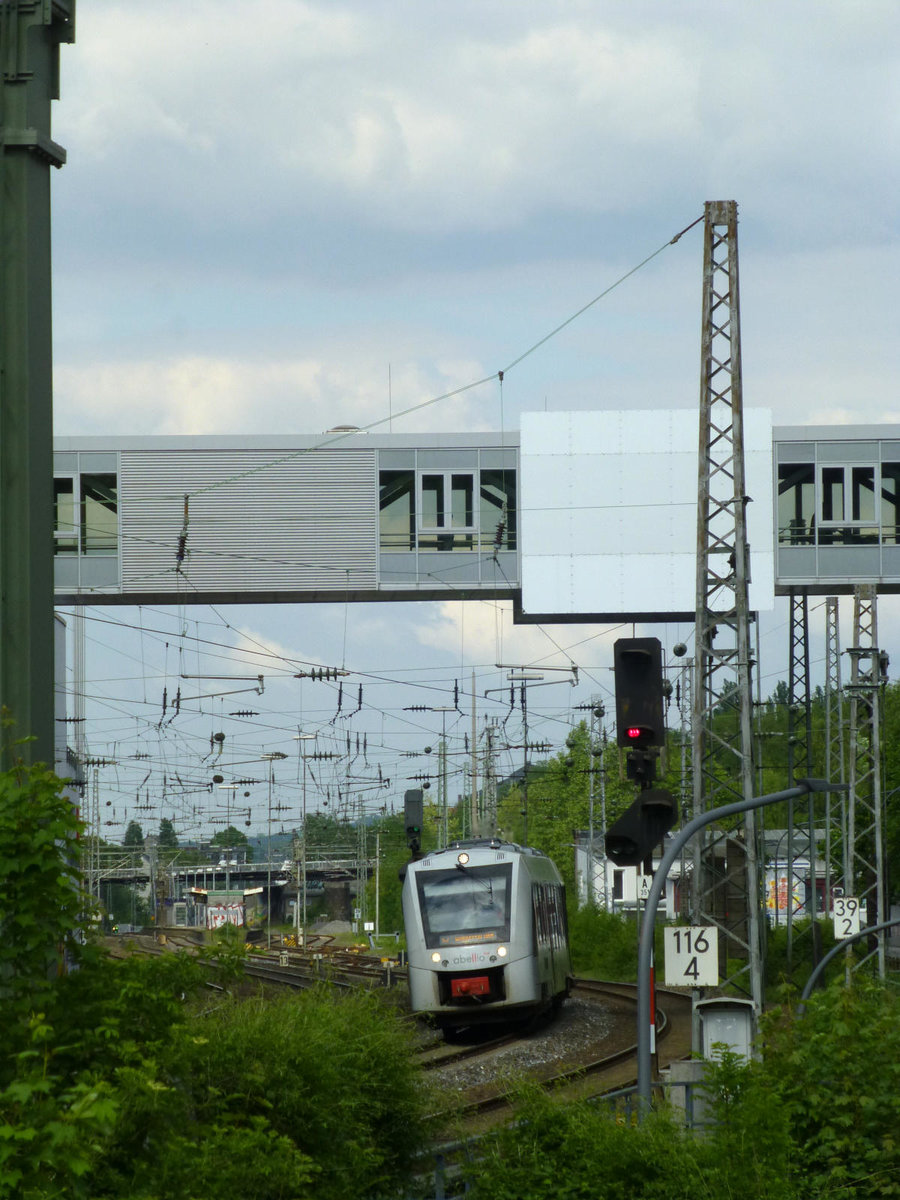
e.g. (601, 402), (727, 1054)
(101, 881), (152, 928)
(0, 762), (117, 1195)
(209, 823), (253, 862)
(751, 978), (900, 1197)
(465, 980), (900, 1198)
(157, 816), (178, 848)
(0, 761), (90, 1023)
(122, 819), (144, 847)
(698, 1046), (795, 1196)
(302, 812), (354, 850)
(365, 812), (409, 934)
(0, 759), (438, 1198)
(210, 823), (248, 849)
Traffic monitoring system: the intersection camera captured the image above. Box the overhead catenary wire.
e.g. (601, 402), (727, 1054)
(64, 218), (710, 836)
(166, 219), (699, 505)
(65, 542), (691, 839)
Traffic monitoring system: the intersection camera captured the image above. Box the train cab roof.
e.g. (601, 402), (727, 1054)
(434, 839), (549, 859)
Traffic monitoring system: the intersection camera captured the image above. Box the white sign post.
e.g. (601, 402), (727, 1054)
(664, 926), (718, 987)
(833, 896), (861, 940)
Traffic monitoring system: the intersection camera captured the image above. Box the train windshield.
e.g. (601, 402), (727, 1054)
(416, 863), (513, 948)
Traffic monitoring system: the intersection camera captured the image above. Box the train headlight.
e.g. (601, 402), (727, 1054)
(497, 945), (508, 957)
(457, 852), (469, 866)
(431, 952), (442, 963)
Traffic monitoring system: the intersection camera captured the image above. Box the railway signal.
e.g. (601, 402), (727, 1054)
(605, 787), (677, 867)
(607, 637), (676, 865)
(404, 788), (424, 855)
(613, 637), (665, 749)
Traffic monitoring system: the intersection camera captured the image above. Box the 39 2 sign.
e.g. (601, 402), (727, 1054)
(833, 896), (860, 940)
(664, 925), (718, 987)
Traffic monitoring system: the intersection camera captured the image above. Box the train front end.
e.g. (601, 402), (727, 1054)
(402, 841), (544, 1028)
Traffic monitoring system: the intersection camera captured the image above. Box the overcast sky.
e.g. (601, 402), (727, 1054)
(46, 2), (900, 840)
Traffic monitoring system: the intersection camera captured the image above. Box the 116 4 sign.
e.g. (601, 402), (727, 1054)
(664, 926), (718, 987)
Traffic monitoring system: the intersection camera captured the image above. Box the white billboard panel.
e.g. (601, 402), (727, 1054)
(520, 409), (774, 618)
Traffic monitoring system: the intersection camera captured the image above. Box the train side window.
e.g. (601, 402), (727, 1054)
(556, 885), (570, 947)
(532, 883), (550, 948)
(547, 884), (563, 950)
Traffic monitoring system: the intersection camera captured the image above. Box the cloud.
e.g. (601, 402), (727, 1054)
(230, 625), (313, 673)
(54, 351), (493, 437)
(412, 599), (622, 679)
(50, 1), (900, 439)
(58, 1), (896, 249)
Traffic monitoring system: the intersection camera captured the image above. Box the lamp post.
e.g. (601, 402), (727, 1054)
(404, 706), (456, 845)
(261, 752), (287, 949)
(293, 734), (316, 947)
(487, 666), (577, 845)
(216, 783), (240, 893)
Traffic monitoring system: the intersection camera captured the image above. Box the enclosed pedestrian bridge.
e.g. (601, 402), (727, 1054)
(53, 432), (519, 607)
(52, 417), (900, 620)
(775, 425), (900, 595)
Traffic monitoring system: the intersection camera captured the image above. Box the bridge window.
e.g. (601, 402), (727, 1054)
(480, 468), (516, 551)
(53, 472), (118, 556)
(379, 464), (517, 553)
(819, 465), (878, 545)
(881, 464), (900, 543)
(778, 461), (897, 547)
(777, 463), (815, 544)
(82, 474), (118, 554)
(418, 472), (475, 550)
(379, 470), (415, 549)
(54, 477), (78, 553)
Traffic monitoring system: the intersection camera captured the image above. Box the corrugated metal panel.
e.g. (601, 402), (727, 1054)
(119, 448), (378, 595)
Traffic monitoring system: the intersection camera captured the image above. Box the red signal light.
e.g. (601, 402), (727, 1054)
(626, 727), (643, 740)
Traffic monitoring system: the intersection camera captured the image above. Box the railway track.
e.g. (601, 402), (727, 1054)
(438, 979), (692, 1129)
(106, 931), (402, 988)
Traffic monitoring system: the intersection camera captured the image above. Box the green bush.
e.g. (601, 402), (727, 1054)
(0, 761), (89, 1030)
(461, 1082), (746, 1200)
(463, 978), (900, 1198)
(764, 917), (841, 993)
(93, 986), (435, 1199)
(1, 763), (437, 1199)
(568, 904), (667, 981)
(753, 978), (900, 1197)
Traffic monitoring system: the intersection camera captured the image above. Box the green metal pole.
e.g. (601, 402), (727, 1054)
(0, 2), (75, 763)
(637, 779), (848, 1117)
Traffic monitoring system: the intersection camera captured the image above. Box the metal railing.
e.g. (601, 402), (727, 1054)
(409, 1079), (708, 1199)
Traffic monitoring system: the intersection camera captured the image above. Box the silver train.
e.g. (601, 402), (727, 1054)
(401, 839), (573, 1033)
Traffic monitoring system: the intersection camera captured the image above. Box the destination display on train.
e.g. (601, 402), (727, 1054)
(439, 931), (498, 946)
